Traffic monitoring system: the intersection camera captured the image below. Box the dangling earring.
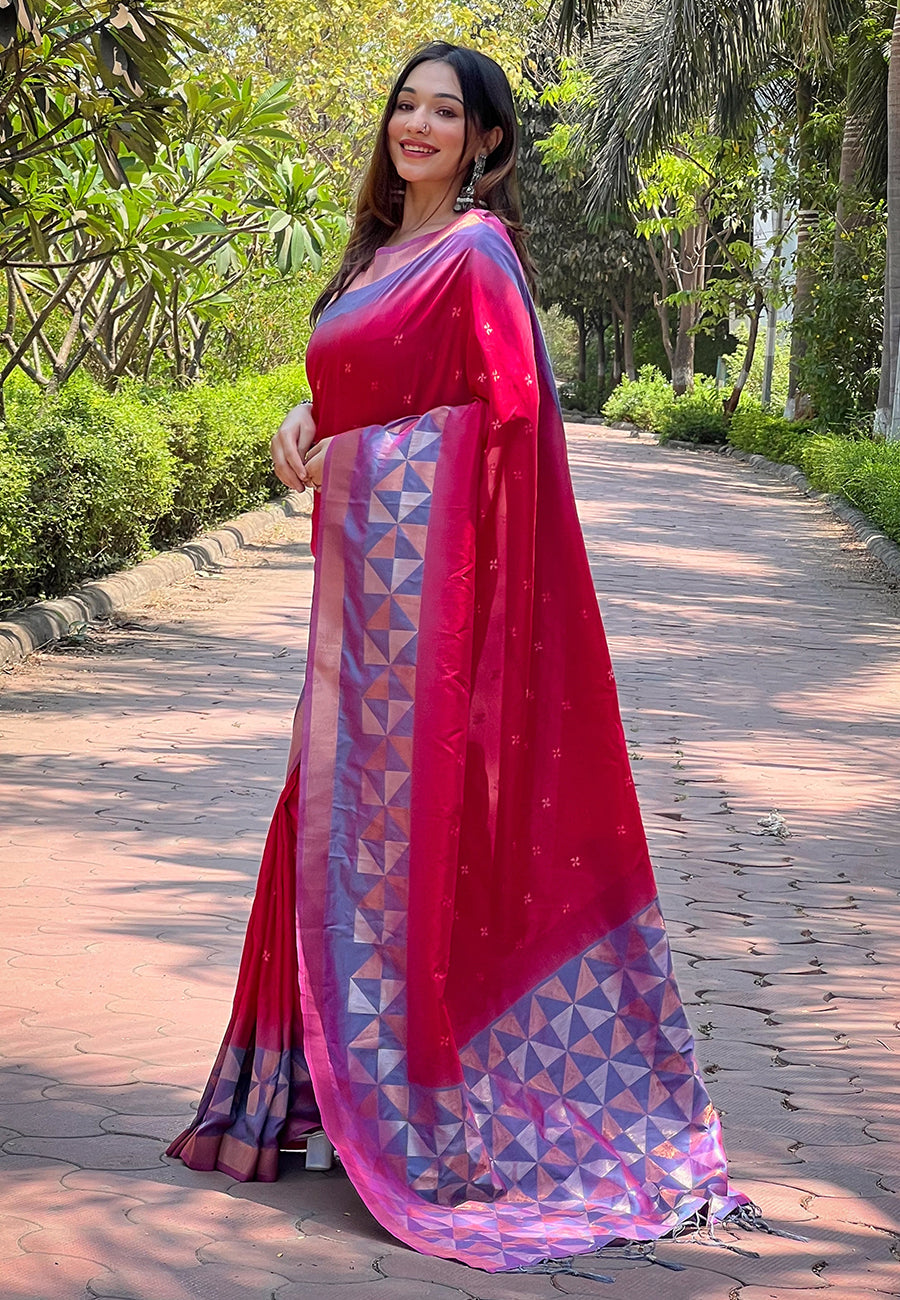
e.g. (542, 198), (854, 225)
(454, 153), (487, 212)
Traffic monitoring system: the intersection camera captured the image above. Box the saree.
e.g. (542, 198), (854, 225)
(167, 210), (746, 1272)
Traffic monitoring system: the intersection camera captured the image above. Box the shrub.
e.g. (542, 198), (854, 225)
(727, 403), (900, 547)
(153, 365), (307, 545)
(658, 379), (729, 444)
(802, 436), (900, 544)
(603, 367), (729, 441)
(728, 403), (815, 465)
(0, 426), (37, 599)
(1, 373), (176, 604)
(603, 365), (675, 431)
(793, 205), (885, 424)
(795, 273), (882, 423)
(0, 364), (308, 611)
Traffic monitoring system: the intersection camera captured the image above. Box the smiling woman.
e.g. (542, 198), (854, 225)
(384, 60), (501, 239)
(166, 40), (755, 1276)
(292, 40), (535, 344)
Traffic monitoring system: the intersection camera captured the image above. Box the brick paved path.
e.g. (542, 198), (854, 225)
(1, 427), (898, 1300)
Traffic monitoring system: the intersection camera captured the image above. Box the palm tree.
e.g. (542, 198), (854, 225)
(551, 0), (778, 394)
(552, 0), (886, 420)
(519, 88), (650, 402)
(556, 0), (781, 210)
(833, 22), (887, 268)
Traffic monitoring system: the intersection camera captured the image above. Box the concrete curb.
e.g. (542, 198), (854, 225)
(0, 490), (313, 669)
(660, 436), (900, 585)
(560, 409), (611, 426)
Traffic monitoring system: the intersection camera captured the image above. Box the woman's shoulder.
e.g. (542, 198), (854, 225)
(450, 210), (524, 284)
(451, 209), (515, 254)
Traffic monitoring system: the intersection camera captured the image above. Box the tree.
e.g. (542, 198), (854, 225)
(181, 0), (543, 195)
(536, 54), (790, 401)
(518, 76), (649, 404)
(876, 1), (900, 436)
(833, 13), (888, 268)
(0, 0), (200, 181)
(0, 77), (345, 396)
(547, 0), (791, 397)
(551, 0), (892, 422)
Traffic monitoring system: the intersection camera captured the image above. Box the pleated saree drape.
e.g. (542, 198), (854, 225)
(167, 210), (746, 1272)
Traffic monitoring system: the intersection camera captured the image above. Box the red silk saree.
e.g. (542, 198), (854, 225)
(167, 210), (745, 1271)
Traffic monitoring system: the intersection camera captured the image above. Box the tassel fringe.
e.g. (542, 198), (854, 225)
(513, 1202), (808, 1277)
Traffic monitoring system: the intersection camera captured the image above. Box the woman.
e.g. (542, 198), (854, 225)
(167, 41), (750, 1273)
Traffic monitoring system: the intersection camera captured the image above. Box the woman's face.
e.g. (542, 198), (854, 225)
(387, 61), (474, 188)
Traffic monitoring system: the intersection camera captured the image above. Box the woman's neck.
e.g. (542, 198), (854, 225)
(388, 185), (460, 244)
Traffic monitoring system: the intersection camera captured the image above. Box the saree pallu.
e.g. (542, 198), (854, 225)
(168, 211), (745, 1271)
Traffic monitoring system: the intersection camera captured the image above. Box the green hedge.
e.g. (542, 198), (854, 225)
(602, 366), (728, 443)
(154, 366), (308, 546)
(0, 426), (37, 593)
(730, 404), (900, 545)
(658, 384), (728, 444)
(604, 371), (900, 548)
(805, 437), (900, 543)
(602, 366), (675, 432)
(728, 405), (814, 464)
(0, 365), (308, 610)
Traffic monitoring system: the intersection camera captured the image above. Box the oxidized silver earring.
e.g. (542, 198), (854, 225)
(454, 153), (487, 212)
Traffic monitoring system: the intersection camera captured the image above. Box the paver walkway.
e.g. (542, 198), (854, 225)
(1, 426), (898, 1300)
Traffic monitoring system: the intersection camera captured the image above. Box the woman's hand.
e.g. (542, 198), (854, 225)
(271, 401), (316, 491)
(303, 435), (340, 492)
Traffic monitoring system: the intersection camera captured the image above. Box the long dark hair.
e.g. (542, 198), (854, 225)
(311, 42), (537, 323)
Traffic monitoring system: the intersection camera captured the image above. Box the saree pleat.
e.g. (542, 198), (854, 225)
(166, 765), (320, 1180)
(168, 210), (745, 1270)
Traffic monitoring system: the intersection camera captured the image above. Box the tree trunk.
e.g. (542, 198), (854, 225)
(671, 219), (707, 395)
(653, 297), (674, 372)
(761, 204), (785, 407)
(785, 208), (817, 418)
(574, 304), (587, 385)
(876, 2), (900, 438)
(623, 273), (636, 379)
(187, 320), (212, 380)
(0, 264), (81, 389)
(596, 310), (606, 406)
(612, 312), (623, 386)
(835, 31), (871, 274)
(761, 300), (778, 407)
(110, 286), (155, 381)
(786, 70), (816, 420)
(724, 289), (765, 415)
(643, 236), (674, 368)
(671, 317), (694, 395)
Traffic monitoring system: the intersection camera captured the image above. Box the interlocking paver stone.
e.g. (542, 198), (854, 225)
(1, 432), (899, 1299)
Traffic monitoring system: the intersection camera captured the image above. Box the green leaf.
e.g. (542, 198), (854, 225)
(182, 220), (231, 234)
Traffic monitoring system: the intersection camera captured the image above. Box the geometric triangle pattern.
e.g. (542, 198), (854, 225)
(332, 412), (441, 1121)
(316, 411), (743, 1270)
(205, 1041), (314, 1144)
(396, 899), (740, 1270)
